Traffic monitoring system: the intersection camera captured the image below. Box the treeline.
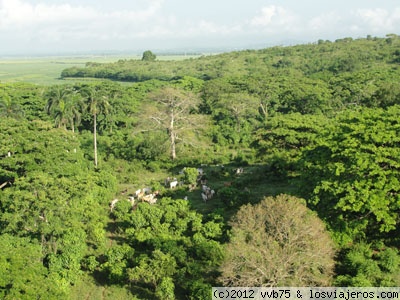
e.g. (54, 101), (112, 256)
(1, 35), (400, 298)
(61, 35), (400, 82)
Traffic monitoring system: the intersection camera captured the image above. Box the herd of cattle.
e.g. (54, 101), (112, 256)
(110, 166), (244, 212)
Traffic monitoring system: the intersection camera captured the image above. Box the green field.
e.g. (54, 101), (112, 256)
(0, 54), (200, 85)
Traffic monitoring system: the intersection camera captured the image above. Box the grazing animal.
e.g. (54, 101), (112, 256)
(136, 191), (145, 200)
(201, 193), (208, 202)
(143, 187), (152, 194)
(148, 197), (157, 204)
(0, 181), (9, 189)
(224, 181), (232, 187)
(110, 198), (119, 211)
(205, 189), (215, 201)
(209, 189), (215, 198)
(142, 192), (158, 204)
(235, 167), (244, 175)
(170, 180), (178, 189)
(142, 194), (154, 202)
(188, 183), (196, 192)
(127, 196), (136, 207)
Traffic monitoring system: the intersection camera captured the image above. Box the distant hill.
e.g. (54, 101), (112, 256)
(60, 35), (400, 83)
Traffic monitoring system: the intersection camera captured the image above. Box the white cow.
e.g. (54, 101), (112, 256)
(127, 196), (136, 207)
(110, 198), (119, 211)
(170, 180), (178, 189)
(201, 193), (208, 202)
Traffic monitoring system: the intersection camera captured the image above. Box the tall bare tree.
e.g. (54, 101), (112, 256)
(147, 87), (201, 160)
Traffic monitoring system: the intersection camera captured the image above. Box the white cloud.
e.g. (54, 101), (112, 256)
(308, 12), (342, 32)
(0, 0), (163, 29)
(1, 0), (399, 54)
(0, 0), (97, 28)
(248, 5), (400, 41)
(249, 5), (298, 31)
(356, 8), (400, 32)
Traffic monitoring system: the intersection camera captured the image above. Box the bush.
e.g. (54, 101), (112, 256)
(183, 167), (199, 185)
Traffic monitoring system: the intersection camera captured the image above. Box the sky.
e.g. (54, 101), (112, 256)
(0, 0), (399, 55)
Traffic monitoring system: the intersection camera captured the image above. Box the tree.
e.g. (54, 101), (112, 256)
(299, 106), (400, 243)
(0, 92), (24, 119)
(128, 250), (177, 289)
(102, 198), (224, 298)
(219, 194), (335, 287)
(146, 86), (201, 160)
(218, 92), (259, 133)
(80, 84), (111, 167)
(0, 234), (67, 299)
(142, 50), (156, 61)
(335, 243), (400, 286)
(45, 85), (73, 130)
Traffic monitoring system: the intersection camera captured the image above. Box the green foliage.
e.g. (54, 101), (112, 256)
(101, 244), (134, 283)
(4, 35), (400, 296)
(103, 198), (224, 298)
(48, 228), (87, 284)
(0, 234), (67, 299)
(155, 276), (175, 300)
(0, 116), (117, 294)
(129, 250), (177, 288)
(44, 85), (84, 131)
(335, 243), (400, 286)
(254, 113), (330, 180)
(0, 82), (48, 120)
(299, 106), (400, 241)
(142, 50), (157, 61)
(183, 167), (198, 184)
(0, 91), (24, 118)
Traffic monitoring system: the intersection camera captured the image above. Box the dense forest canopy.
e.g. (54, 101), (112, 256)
(1, 35), (400, 299)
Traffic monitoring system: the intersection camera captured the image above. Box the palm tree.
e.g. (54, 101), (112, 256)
(45, 85), (84, 132)
(45, 85), (72, 129)
(80, 84), (110, 168)
(65, 92), (84, 133)
(0, 93), (24, 118)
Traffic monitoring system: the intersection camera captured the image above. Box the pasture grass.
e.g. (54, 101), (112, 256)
(115, 162), (297, 219)
(71, 274), (134, 300)
(80, 161), (297, 299)
(0, 54), (201, 85)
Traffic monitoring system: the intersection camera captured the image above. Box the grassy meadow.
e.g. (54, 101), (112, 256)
(0, 54), (200, 85)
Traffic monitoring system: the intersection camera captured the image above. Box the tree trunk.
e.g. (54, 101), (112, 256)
(260, 102), (268, 118)
(235, 116), (241, 133)
(93, 113), (98, 167)
(170, 130), (176, 160)
(169, 113), (176, 160)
